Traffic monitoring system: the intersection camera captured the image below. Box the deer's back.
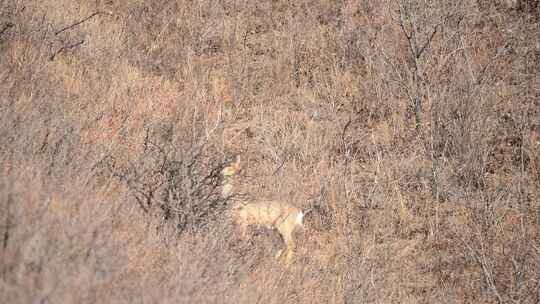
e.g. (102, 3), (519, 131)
(238, 200), (301, 227)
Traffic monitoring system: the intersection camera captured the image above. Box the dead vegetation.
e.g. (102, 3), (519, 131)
(1, 0), (539, 303)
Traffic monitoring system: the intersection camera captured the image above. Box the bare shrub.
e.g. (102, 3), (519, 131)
(106, 131), (230, 235)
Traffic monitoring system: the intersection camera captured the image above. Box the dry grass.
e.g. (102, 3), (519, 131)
(1, 0), (539, 303)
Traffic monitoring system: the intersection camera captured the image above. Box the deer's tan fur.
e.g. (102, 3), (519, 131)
(222, 156), (305, 262)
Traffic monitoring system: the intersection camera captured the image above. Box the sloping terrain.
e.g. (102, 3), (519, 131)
(1, 1), (539, 303)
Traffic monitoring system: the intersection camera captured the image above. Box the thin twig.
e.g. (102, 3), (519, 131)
(341, 116), (352, 143)
(49, 39), (85, 61)
(0, 22), (14, 39)
(417, 25), (439, 59)
(271, 157), (286, 176)
(2, 194), (12, 250)
(55, 12), (101, 35)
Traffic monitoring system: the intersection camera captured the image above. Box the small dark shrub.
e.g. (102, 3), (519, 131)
(108, 134), (230, 234)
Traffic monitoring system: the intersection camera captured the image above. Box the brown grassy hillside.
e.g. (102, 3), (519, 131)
(1, 1), (539, 303)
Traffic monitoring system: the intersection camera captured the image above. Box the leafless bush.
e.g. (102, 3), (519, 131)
(106, 132), (230, 235)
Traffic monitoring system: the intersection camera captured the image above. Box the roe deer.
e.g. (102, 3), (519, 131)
(222, 156), (308, 262)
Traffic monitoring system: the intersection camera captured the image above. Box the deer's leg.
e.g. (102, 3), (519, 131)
(285, 248), (294, 265)
(278, 227), (295, 263)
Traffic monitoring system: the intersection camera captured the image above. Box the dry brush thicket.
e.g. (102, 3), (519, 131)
(1, 1), (539, 303)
